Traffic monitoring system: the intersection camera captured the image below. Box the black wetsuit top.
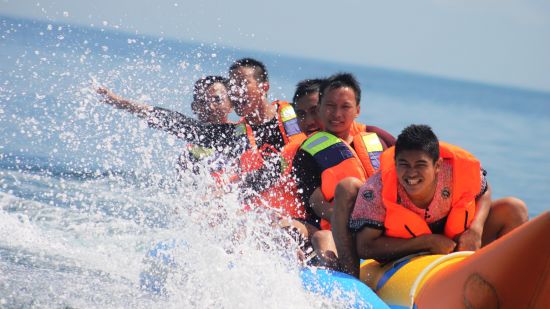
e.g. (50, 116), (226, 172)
(148, 107), (286, 192)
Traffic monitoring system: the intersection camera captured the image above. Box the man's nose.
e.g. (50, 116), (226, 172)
(406, 168), (419, 176)
(333, 107), (344, 118)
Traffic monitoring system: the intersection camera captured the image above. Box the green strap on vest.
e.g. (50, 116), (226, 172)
(234, 123), (247, 136)
(188, 145), (216, 160)
(361, 133), (384, 152)
(301, 132), (341, 156)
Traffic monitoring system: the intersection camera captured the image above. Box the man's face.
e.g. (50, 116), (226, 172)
(228, 66), (267, 118)
(395, 149), (441, 202)
(317, 86), (360, 138)
(192, 82), (232, 124)
(295, 92), (321, 135)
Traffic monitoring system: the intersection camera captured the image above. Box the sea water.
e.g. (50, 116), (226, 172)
(1, 16), (549, 307)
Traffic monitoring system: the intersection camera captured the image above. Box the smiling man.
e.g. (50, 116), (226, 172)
(291, 73), (395, 266)
(97, 58), (306, 217)
(332, 124), (528, 277)
(291, 78), (325, 135)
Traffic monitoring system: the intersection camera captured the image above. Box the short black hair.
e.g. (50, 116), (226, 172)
(395, 124), (440, 163)
(318, 73), (361, 106)
(192, 75), (228, 103)
(229, 58), (268, 83)
(292, 78), (325, 106)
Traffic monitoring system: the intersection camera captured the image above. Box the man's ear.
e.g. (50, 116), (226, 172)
(434, 157), (443, 173)
(261, 81), (270, 94)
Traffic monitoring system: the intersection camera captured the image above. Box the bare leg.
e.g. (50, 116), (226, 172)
(311, 230), (338, 268)
(332, 177), (363, 277)
(482, 197), (528, 246)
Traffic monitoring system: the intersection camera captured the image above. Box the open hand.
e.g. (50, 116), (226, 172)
(96, 86), (117, 101)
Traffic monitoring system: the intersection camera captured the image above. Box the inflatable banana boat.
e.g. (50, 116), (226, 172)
(357, 211), (549, 308)
(141, 211), (549, 308)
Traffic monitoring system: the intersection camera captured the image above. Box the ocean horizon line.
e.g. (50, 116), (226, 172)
(2, 13), (550, 97)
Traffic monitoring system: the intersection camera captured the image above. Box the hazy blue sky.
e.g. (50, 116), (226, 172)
(2, 0), (550, 92)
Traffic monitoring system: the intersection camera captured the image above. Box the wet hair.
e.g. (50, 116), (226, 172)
(395, 124), (440, 163)
(318, 73), (361, 106)
(228, 58), (268, 83)
(292, 78), (325, 106)
(192, 75), (228, 103)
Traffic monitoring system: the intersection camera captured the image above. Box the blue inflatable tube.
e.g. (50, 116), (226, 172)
(139, 239), (189, 294)
(140, 240), (392, 308)
(300, 267), (390, 308)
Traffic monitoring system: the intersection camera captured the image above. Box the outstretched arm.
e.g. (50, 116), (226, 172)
(96, 86), (153, 118)
(96, 86), (239, 150)
(148, 107), (242, 151)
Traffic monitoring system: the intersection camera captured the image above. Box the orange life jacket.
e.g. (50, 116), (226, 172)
(274, 121), (372, 220)
(279, 138), (305, 176)
(301, 131), (384, 229)
(235, 101), (307, 218)
(350, 122), (367, 135)
(380, 142), (481, 239)
(236, 101), (305, 172)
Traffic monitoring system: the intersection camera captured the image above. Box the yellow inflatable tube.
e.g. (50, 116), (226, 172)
(359, 211), (550, 309)
(360, 251), (472, 308)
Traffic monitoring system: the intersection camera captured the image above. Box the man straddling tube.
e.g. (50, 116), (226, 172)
(331, 124), (528, 277)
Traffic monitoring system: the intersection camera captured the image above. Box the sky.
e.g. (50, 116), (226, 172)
(1, 0), (550, 92)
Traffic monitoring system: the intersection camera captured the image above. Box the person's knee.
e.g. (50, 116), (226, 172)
(335, 178), (362, 208)
(512, 197), (528, 223)
(503, 197), (528, 221)
(492, 197), (529, 225)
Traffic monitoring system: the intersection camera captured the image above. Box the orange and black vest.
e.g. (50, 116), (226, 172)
(277, 121), (373, 218)
(235, 100), (305, 172)
(380, 142), (481, 239)
(235, 101), (307, 218)
(301, 131), (384, 201)
(280, 121), (368, 175)
(301, 131), (385, 229)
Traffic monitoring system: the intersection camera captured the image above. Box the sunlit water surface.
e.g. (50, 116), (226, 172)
(1, 16), (549, 307)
